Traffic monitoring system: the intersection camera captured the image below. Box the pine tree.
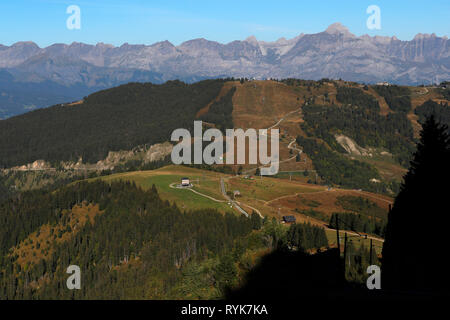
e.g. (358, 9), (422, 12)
(382, 116), (450, 292)
(214, 254), (238, 293)
(250, 212), (262, 230)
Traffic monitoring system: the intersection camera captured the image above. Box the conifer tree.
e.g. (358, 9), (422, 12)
(382, 116), (450, 292)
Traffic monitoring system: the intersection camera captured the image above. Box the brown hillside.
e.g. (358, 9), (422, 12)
(232, 80), (303, 130)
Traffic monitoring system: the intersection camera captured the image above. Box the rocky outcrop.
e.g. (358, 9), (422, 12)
(5, 142), (173, 172)
(335, 134), (372, 157)
(144, 142), (173, 163)
(10, 160), (52, 171)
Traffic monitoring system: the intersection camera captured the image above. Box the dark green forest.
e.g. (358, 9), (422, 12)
(285, 223), (328, 251)
(200, 87), (236, 132)
(440, 86), (450, 100)
(329, 195), (388, 238)
(372, 85), (412, 113)
(295, 135), (382, 191)
(0, 178), (334, 299)
(301, 103), (416, 166)
(0, 79), (226, 168)
(415, 99), (450, 128)
(336, 87), (380, 111)
(329, 212), (386, 237)
(336, 195), (387, 220)
(295, 135), (403, 194)
(0, 180), (255, 299)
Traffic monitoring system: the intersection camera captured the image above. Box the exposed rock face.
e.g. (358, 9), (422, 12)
(4, 142), (173, 172)
(94, 151), (135, 170)
(144, 142), (173, 163)
(1, 23), (448, 117)
(335, 134), (372, 157)
(10, 160), (52, 171)
(92, 142), (173, 170)
(61, 158), (84, 170)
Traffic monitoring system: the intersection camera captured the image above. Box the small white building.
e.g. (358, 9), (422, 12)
(181, 177), (190, 187)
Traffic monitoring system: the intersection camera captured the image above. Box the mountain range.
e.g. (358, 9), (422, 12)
(0, 22), (449, 118)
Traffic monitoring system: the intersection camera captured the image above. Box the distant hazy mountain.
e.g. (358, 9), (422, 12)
(0, 23), (448, 118)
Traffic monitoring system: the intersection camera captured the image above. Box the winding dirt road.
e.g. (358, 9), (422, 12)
(169, 183), (226, 203)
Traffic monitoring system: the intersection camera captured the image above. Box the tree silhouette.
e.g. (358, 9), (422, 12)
(382, 115), (450, 292)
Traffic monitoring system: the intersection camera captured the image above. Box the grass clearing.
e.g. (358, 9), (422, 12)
(226, 175), (324, 202)
(97, 165), (232, 213)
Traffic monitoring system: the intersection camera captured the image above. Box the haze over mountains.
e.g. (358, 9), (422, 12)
(1, 22), (449, 118)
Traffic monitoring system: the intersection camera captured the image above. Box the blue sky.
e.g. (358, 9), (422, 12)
(0, 0), (449, 47)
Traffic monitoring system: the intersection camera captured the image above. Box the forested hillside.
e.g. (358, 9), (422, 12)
(0, 179), (333, 299)
(2, 78), (448, 197)
(336, 87), (380, 111)
(2, 78), (445, 300)
(200, 87), (236, 132)
(0, 180), (255, 299)
(301, 103), (415, 166)
(373, 85), (412, 113)
(295, 135), (389, 192)
(0, 79), (226, 167)
(415, 99), (450, 128)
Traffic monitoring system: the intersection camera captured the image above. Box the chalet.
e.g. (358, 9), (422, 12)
(181, 177), (190, 187)
(282, 216), (296, 224)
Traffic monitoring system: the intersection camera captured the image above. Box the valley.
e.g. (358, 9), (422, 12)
(1, 0), (450, 307)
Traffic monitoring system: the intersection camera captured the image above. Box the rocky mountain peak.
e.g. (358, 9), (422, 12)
(11, 41), (40, 49)
(325, 22), (355, 37)
(413, 33), (437, 40)
(245, 35), (259, 46)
